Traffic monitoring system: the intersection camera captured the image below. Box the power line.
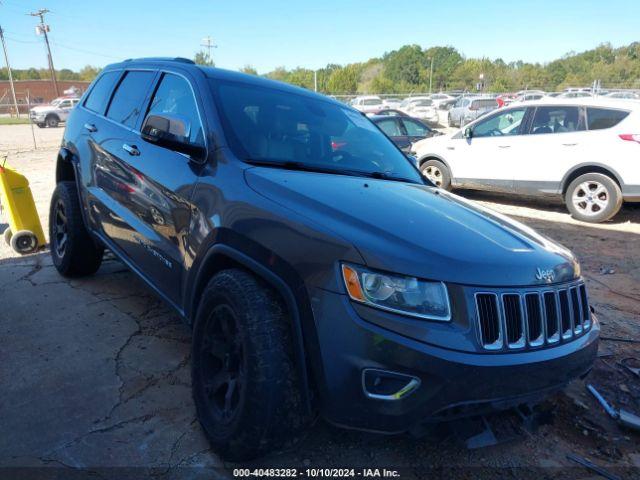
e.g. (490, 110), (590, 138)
(29, 8), (59, 96)
(200, 36), (217, 64)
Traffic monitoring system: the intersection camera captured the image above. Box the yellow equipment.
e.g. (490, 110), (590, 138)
(0, 163), (45, 254)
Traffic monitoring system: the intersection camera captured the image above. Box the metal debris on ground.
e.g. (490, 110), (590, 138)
(600, 336), (640, 344)
(587, 384), (640, 432)
(566, 453), (621, 480)
(619, 357), (640, 378)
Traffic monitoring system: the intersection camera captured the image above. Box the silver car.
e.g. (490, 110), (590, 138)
(447, 96), (498, 127)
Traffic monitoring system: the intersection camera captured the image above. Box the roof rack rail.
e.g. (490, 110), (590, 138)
(123, 57), (195, 64)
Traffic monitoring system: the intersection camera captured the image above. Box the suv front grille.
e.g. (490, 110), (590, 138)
(474, 281), (591, 351)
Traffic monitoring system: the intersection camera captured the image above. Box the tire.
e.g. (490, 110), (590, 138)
(45, 115), (59, 128)
(49, 181), (104, 276)
(421, 159), (452, 190)
(565, 173), (622, 223)
(192, 269), (307, 461)
(447, 113), (453, 127)
(3, 227), (12, 246)
(10, 230), (39, 254)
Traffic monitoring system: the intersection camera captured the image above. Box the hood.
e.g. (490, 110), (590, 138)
(245, 168), (579, 287)
(30, 105), (55, 113)
(412, 132), (452, 152)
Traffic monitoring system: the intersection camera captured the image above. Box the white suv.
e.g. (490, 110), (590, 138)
(412, 98), (640, 222)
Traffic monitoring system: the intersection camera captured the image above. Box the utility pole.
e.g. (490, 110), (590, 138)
(200, 36), (217, 65)
(0, 25), (20, 117)
(430, 57), (434, 93)
(30, 8), (59, 97)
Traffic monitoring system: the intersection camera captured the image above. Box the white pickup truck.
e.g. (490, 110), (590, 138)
(29, 96), (80, 128)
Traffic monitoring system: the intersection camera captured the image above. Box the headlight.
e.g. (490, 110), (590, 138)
(341, 264), (451, 321)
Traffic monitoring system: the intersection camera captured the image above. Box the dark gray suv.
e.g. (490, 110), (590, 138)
(49, 58), (599, 460)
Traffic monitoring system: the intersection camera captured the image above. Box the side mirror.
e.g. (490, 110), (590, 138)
(463, 126), (473, 138)
(141, 114), (206, 161)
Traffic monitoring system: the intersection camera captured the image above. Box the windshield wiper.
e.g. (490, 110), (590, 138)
(245, 159), (421, 184)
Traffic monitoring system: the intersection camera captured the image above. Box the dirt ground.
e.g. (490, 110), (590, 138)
(1, 124), (639, 479)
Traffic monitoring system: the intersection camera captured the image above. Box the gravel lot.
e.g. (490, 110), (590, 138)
(1, 124), (639, 479)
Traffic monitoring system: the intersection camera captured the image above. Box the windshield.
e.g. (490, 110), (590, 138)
(51, 98), (62, 106)
(211, 81), (422, 182)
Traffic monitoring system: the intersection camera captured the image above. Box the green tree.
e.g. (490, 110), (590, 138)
(326, 65), (360, 94)
(240, 65), (258, 75)
(193, 50), (214, 67)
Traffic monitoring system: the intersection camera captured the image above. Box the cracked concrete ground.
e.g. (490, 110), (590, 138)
(1, 125), (639, 479)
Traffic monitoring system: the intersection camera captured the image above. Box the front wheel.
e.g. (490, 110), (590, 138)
(421, 159), (451, 190)
(49, 181), (104, 276)
(45, 115), (59, 128)
(192, 269), (308, 461)
(565, 173), (622, 223)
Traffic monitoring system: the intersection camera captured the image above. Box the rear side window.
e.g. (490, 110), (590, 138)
(472, 99), (499, 109)
(107, 71), (156, 128)
(146, 73), (204, 145)
(587, 108), (629, 130)
(531, 106), (584, 134)
(376, 118), (402, 136)
(84, 71), (119, 114)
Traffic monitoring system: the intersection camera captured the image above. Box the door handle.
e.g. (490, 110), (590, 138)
(83, 123), (97, 133)
(562, 143), (577, 146)
(122, 143), (140, 156)
(498, 145), (511, 149)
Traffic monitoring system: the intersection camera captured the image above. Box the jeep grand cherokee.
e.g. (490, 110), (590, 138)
(49, 57), (599, 460)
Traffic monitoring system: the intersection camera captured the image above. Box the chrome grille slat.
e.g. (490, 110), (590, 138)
(475, 293), (503, 350)
(474, 281), (591, 351)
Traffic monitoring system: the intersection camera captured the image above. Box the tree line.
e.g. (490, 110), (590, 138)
(256, 42), (640, 94)
(3, 42), (639, 94)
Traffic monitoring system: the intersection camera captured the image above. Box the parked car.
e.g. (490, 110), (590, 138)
(558, 91), (592, 99)
(371, 114), (442, 152)
(429, 93), (455, 109)
(351, 95), (384, 114)
(606, 91), (640, 100)
(374, 108), (409, 117)
(496, 93), (517, 108)
(447, 96), (498, 127)
(29, 96), (80, 128)
(403, 99), (439, 125)
(412, 98), (640, 222)
(398, 96), (432, 114)
(382, 97), (402, 109)
(50, 58), (599, 460)
(514, 91), (546, 102)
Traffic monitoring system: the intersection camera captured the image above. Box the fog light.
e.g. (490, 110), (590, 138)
(362, 368), (421, 400)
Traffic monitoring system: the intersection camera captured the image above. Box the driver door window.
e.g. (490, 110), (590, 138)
(472, 108), (526, 138)
(146, 73), (204, 146)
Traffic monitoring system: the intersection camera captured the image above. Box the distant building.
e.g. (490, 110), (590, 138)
(0, 80), (91, 114)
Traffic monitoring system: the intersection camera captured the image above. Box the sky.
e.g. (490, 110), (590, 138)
(0, 0), (639, 73)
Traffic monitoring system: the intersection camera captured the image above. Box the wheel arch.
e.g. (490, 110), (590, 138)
(185, 241), (315, 415)
(561, 163), (624, 196)
(45, 113), (60, 122)
(55, 147), (76, 184)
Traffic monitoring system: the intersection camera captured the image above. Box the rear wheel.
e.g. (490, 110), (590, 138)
(421, 159), (451, 190)
(565, 173), (622, 223)
(192, 269), (307, 460)
(49, 181), (104, 276)
(447, 113), (453, 127)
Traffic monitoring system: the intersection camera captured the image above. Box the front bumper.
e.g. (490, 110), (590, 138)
(29, 112), (45, 123)
(310, 288), (599, 433)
